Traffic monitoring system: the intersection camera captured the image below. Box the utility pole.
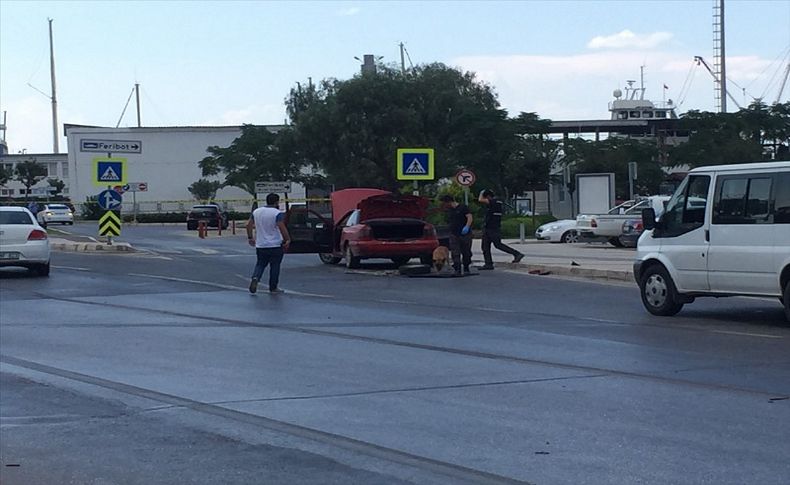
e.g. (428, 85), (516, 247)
(399, 42), (406, 74)
(135, 83), (141, 127)
(48, 18), (59, 153)
(713, 0), (727, 113)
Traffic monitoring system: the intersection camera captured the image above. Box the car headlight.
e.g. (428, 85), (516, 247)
(46, 212), (54, 216)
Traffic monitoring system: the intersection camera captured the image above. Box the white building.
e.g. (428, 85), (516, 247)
(64, 124), (302, 212)
(0, 152), (69, 199)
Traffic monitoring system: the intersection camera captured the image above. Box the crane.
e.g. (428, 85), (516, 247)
(694, 56), (743, 110)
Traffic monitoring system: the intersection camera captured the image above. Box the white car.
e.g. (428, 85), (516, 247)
(37, 203), (74, 226)
(535, 219), (579, 243)
(0, 206), (51, 276)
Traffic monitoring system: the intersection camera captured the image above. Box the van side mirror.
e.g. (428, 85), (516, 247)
(642, 208), (656, 231)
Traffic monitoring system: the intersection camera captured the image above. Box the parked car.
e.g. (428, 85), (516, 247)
(535, 219), (579, 243)
(186, 204), (228, 230)
(634, 161), (790, 321)
(0, 206), (51, 276)
(36, 203), (74, 226)
(576, 196), (670, 246)
(619, 219), (643, 248)
(286, 189), (440, 268)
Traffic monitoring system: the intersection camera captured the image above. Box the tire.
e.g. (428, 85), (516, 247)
(608, 237), (624, 248)
(561, 230), (579, 244)
(319, 253), (342, 265)
(783, 281), (790, 323)
(67, 221), (74, 225)
(391, 257), (410, 266)
(420, 254), (433, 265)
(345, 245), (361, 269)
(619, 236), (636, 248)
(639, 264), (683, 316)
(32, 262), (50, 277)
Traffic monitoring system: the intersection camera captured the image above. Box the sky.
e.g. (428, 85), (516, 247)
(1, 0), (789, 154)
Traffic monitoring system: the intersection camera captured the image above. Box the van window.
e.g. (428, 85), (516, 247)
(660, 175), (710, 237)
(775, 173), (790, 224)
(713, 176), (773, 224)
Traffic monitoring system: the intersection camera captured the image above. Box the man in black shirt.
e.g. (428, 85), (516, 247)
(440, 194), (473, 277)
(478, 189), (524, 270)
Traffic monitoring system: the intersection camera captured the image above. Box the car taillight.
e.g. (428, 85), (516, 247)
(635, 222), (644, 231)
(28, 229), (48, 241)
(423, 224), (437, 238)
(591, 219), (597, 228)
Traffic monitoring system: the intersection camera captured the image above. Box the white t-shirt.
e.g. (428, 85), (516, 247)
(252, 206), (284, 248)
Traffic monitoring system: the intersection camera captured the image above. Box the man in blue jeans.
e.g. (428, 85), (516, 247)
(246, 193), (291, 294)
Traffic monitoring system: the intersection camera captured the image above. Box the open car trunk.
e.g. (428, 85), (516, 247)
(366, 219), (426, 240)
(358, 194), (428, 222)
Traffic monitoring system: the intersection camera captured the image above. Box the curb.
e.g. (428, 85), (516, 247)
(504, 262), (633, 282)
(49, 239), (136, 253)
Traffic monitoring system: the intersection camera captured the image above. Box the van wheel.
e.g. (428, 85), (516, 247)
(639, 265), (683, 316)
(561, 230), (579, 244)
(345, 246), (361, 269)
(319, 253), (341, 265)
(783, 281), (790, 323)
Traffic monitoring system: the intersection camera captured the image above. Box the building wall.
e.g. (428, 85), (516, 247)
(66, 126), (256, 205)
(0, 153), (69, 198)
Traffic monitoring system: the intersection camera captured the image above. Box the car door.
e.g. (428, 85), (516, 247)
(708, 173), (776, 295)
(654, 174), (712, 292)
(284, 208), (333, 254)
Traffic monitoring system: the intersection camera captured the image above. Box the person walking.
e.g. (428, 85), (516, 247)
(440, 194), (473, 277)
(247, 193), (291, 294)
(478, 189), (524, 270)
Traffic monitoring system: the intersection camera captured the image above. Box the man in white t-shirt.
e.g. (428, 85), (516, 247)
(246, 193), (291, 294)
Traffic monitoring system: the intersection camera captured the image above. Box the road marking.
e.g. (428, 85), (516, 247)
(52, 265), (91, 272)
(129, 273), (244, 291)
(193, 248), (220, 255)
(709, 330), (785, 339)
(474, 307), (518, 314)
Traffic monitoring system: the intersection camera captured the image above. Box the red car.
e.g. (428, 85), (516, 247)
(286, 189), (439, 268)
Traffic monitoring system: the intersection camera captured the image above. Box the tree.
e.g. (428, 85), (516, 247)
(188, 179), (222, 202)
(48, 178), (65, 197)
(502, 113), (557, 199)
(14, 160), (47, 201)
(560, 137), (664, 200)
(0, 165), (9, 186)
(199, 125), (317, 197)
(286, 63), (509, 191)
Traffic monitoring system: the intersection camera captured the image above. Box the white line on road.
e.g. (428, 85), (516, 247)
(52, 265), (91, 272)
(709, 330), (785, 339)
(193, 248), (220, 255)
(130, 273), (245, 291)
(233, 274), (334, 298)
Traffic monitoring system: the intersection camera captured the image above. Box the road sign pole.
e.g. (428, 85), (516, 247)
(412, 181), (418, 196)
(464, 187), (469, 206)
(132, 191), (137, 223)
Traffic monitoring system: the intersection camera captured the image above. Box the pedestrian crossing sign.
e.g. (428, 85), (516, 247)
(396, 148), (434, 180)
(93, 157), (127, 186)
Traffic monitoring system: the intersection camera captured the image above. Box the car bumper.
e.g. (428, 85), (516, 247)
(41, 214), (73, 223)
(351, 239), (439, 258)
(0, 241), (50, 266)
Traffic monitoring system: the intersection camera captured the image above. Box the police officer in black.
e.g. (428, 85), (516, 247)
(478, 189), (524, 270)
(440, 194), (473, 277)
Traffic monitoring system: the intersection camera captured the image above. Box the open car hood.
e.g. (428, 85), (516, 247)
(358, 194), (428, 222)
(330, 189), (390, 225)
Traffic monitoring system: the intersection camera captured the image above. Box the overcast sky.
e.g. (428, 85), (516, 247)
(1, 0), (789, 154)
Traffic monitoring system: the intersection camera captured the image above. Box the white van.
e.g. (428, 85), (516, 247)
(633, 161), (790, 321)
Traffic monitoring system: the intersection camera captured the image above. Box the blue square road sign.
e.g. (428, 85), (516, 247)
(396, 148), (434, 181)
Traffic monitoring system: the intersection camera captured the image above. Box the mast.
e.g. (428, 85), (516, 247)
(48, 18), (59, 153)
(713, 0), (727, 113)
(135, 83), (141, 127)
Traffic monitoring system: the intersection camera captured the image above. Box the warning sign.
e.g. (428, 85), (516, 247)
(93, 157), (127, 186)
(396, 148), (434, 181)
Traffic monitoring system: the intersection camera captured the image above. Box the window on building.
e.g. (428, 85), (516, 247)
(655, 111), (667, 118)
(0, 189), (14, 196)
(617, 111), (628, 120)
(47, 162), (58, 177)
(62, 162), (69, 178)
(629, 111), (641, 118)
(642, 111), (654, 118)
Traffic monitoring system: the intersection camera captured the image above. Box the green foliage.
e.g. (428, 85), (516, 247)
(500, 214), (556, 239)
(48, 178), (65, 197)
(14, 159), (47, 200)
(0, 165), (10, 186)
(669, 101), (790, 168)
(81, 196), (104, 220)
(188, 178), (223, 202)
(559, 137), (665, 200)
(199, 125), (319, 197)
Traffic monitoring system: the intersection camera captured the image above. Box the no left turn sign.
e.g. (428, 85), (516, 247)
(455, 169), (476, 187)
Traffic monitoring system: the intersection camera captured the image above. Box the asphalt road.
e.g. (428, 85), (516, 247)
(2, 223), (789, 484)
